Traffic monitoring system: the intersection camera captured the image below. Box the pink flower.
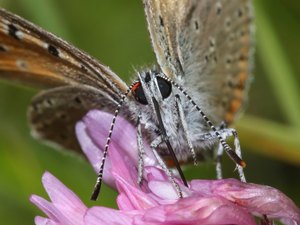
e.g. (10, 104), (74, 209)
(30, 110), (300, 225)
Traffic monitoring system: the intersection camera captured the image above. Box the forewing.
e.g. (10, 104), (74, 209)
(0, 8), (127, 98)
(0, 8), (131, 153)
(28, 85), (119, 153)
(143, 0), (186, 78)
(144, 0), (254, 124)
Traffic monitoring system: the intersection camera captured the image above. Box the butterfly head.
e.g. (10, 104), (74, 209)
(132, 70), (172, 107)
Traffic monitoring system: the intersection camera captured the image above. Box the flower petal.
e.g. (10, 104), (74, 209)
(114, 170), (158, 210)
(33, 109), (300, 225)
(81, 110), (154, 165)
(84, 206), (136, 225)
(145, 167), (191, 202)
(218, 180), (300, 224)
(30, 172), (86, 225)
(135, 197), (256, 225)
(191, 178), (300, 224)
(75, 110), (157, 187)
(43, 172), (87, 221)
(148, 180), (178, 201)
(75, 120), (116, 187)
(34, 216), (58, 225)
(111, 161), (159, 210)
(30, 195), (72, 225)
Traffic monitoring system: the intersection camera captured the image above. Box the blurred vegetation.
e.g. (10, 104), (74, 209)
(0, 0), (299, 224)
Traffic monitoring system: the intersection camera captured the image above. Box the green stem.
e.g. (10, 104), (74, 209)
(237, 115), (300, 166)
(254, 0), (300, 127)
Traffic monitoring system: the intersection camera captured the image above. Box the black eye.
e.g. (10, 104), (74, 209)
(132, 83), (148, 105)
(157, 77), (172, 99)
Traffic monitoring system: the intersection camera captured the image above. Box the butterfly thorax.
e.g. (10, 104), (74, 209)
(129, 69), (218, 162)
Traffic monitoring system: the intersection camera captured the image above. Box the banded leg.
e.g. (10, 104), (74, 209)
(198, 127), (246, 182)
(232, 130), (246, 182)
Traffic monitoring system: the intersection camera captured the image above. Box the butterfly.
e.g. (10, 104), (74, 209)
(0, 0), (254, 200)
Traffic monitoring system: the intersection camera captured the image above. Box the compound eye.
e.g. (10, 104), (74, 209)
(132, 82), (148, 105)
(157, 77), (172, 99)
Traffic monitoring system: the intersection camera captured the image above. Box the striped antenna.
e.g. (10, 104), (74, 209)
(160, 75), (246, 168)
(91, 81), (138, 201)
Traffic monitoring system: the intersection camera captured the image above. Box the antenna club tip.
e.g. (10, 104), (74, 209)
(90, 187), (100, 201)
(240, 160), (247, 168)
(90, 194), (98, 201)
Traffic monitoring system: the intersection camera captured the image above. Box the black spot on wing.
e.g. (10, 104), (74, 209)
(47, 44), (59, 57)
(226, 57), (232, 65)
(225, 18), (231, 28)
(185, 4), (197, 25)
(217, 6), (222, 15)
(46, 98), (54, 106)
(80, 64), (88, 72)
(238, 9), (243, 17)
(205, 55), (209, 63)
(239, 54), (247, 62)
(74, 96), (82, 104)
(16, 60), (28, 70)
(194, 21), (199, 30)
(8, 24), (20, 40)
(213, 56), (218, 63)
(159, 16), (164, 27)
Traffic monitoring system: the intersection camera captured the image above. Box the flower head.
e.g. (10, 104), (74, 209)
(31, 110), (300, 225)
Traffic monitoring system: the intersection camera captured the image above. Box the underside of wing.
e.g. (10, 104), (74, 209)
(0, 8), (127, 98)
(143, 0), (186, 78)
(144, 0), (254, 124)
(28, 85), (123, 154)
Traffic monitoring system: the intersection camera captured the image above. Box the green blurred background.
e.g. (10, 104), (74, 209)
(0, 0), (299, 224)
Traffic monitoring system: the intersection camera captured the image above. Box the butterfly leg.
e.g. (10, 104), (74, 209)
(137, 114), (145, 185)
(150, 136), (183, 198)
(215, 124), (230, 179)
(197, 126), (246, 181)
(175, 94), (197, 165)
(214, 127), (246, 182)
(232, 130), (246, 182)
(216, 141), (224, 179)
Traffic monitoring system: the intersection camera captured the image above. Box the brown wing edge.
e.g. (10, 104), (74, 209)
(0, 8), (128, 95)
